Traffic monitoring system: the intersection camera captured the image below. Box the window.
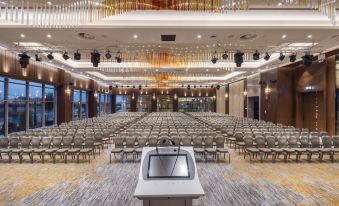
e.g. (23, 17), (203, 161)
(29, 82), (43, 129)
(81, 90), (87, 118)
(116, 95), (131, 112)
(45, 85), (55, 126)
(72, 90), (81, 120)
(178, 97), (214, 112)
(8, 79), (26, 133)
(98, 93), (106, 115)
(0, 77), (4, 135)
(105, 94), (111, 114)
(137, 95), (152, 112)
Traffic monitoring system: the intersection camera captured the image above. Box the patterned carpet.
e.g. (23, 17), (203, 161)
(0, 148), (338, 206)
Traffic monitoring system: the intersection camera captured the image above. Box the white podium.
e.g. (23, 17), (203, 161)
(134, 147), (204, 206)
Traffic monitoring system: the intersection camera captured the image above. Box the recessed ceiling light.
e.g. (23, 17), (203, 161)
(133, 34), (138, 39)
(20, 34), (25, 38)
(47, 34), (52, 38)
(47, 1), (52, 5)
(307, 34), (312, 39)
(282, 34), (287, 39)
(197, 34), (202, 39)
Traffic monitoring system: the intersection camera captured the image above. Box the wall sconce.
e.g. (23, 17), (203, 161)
(243, 90), (247, 96)
(213, 96), (216, 99)
(124, 91), (127, 95)
(265, 87), (271, 95)
(206, 92), (208, 97)
(119, 90), (122, 95)
(65, 88), (71, 94)
(140, 90), (143, 95)
(184, 92), (187, 97)
(191, 92), (194, 97)
(161, 90), (164, 95)
(225, 93), (228, 99)
(174, 94), (177, 100)
(152, 94), (156, 100)
(199, 92), (201, 97)
(132, 93), (135, 100)
(146, 90), (148, 95)
(166, 90), (169, 94)
(94, 92), (98, 97)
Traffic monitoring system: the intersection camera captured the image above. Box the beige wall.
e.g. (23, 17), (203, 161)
(229, 80), (244, 117)
(216, 86), (226, 113)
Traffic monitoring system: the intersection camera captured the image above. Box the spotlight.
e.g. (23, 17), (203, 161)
(234, 50), (244, 67)
(105, 50), (112, 59)
(91, 50), (101, 67)
(253, 50), (260, 60)
(74, 50), (81, 60)
(278, 52), (285, 61)
(138, 85), (142, 90)
(289, 53), (297, 62)
(318, 52), (325, 63)
(264, 52), (270, 61)
(216, 85), (220, 90)
(47, 52), (54, 60)
(62, 52), (70, 60)
(115, 51), (122, 63)
(222, 51), (228, 60)
(211, 51), (218, 64)
(211, 85), (214, 89)
(115, 85), (118, 88)
(18, 52), (30, 68)
(194, 85), (196, 88)
(109, 85), (113, 90)
(35, 54), (42, 62)
(302, 52), (313, 67)
(187, 85), (191, 90)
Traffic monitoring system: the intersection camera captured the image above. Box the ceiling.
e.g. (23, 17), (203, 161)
(0, 0), (338, 87)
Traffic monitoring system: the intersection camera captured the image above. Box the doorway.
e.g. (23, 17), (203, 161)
(247, 96), (259, 120)
(301, 91), (325, 131)
(157, 95), (173, 112)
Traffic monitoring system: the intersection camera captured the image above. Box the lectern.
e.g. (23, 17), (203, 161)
(134, 147), (204, 206)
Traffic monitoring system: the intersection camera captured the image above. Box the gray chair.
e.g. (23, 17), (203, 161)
(181, 136), (192, 146)
(193, 136), (205, 159)
(295, 136), (309, 161)
(234, 133), (245, 154)
(148, 136), (158, 147)
(271, 136), (288, 162)
(31, 136), (46, 163)
(46, 136), (62, 163)
(80, 137), (95, 163)
(68, 137), (83, 163)
(333, 136), (339, 155)
(283, 136), (299, 162)
(215, 136), (230, 163)
(57, 136), (73, 163)
(307, 136), (321, 162)
(94, 133), (104, 154)
(0, 137), (10, 163)
(135, 137), (147, 159)
(123, 137), (136, 160)
(320, 136), (334, 162)
(20, 136), (33, 163)
(255, 136), (267, 163)
(244, 137), (259, 162)
(204, 136), (216, 160)
(9, 137), (22, 163)
(110, 137), (124, 163)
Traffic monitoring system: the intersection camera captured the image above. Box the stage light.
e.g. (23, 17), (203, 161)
(19, 52), (30, 68)
(74, 50), (81, 60)
(138, 85), (142, 90)
(211, 85), (214, 89)
(35, 54), (42, 62)
(234, 50), (244, 67)
(216, 85), (220, 90)
(278, 52), (285, 61)
(115, 51), (122, 63)
(211, 51), (218, 64)
(302, 52), (313, 67)
(222, 51), (228, 60)
(264, 52), (270, 61)
(187, 85), (191, 90)
(115, 85), (118, 88)
(253, 50), (260, 60)
(62, 52), (70, 60)
(289, 53), (297, 62)
(47, 52), (54, 60)
(91, 50), (101, 67)
(105, 50), (112, 59)
(194, 85), (196, 88)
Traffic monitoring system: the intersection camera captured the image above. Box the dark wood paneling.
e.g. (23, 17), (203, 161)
(225, 85), (229, 114)
(260, 69), (278, 123)
(301, 92), (326, 131)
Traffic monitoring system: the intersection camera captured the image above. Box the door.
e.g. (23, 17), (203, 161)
(247, 96), (259, 120)
(157, 95), (173, 112)
(302, 92), (325, 131)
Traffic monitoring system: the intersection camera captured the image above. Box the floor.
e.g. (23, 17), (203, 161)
(0, 147), (338, 206)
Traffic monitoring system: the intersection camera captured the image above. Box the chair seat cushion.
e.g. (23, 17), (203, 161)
(33, 149), (45, 153)
(111, 148), (123, 153)
(194, 148), (205, 153)
(205, 148), (216, 153)
(80, 149), (92, 153)
(0, 149), (11, 153)
(22, 149), (33, 153)
(282, 148), (297, 153)
(102, 138), (109, 141)
(294, 148), (307, 152)
(94, 142), (102, 146)
(68, 149), (80, 153)
(56, 149), (68, 153)
(45, 148), (58, 153)
(332, 148), (339, 153)
(320, 148), (333, 153)
(10, 149), (23, 153)
(259, 148), (271, 153)
(135, 148), (143, 153)
(123, 148), (135, 153)
(236, 142), (245, 146)
(246, 148), (259, 153)
(228, 138), (236, 141)
(216, 148), (229, 153)
(271, 148), (283, 153)
(306, 148), (321, 152)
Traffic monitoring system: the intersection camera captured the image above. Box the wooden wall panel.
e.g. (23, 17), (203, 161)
(260, 69), (278, 123)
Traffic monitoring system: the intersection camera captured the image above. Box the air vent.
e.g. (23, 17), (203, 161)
(239, 33), (257, 41)
(161, 35), (176, 41)
(77, 32), (95, 40)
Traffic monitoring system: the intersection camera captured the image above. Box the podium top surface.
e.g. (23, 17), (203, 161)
(134, 147), (205, 199)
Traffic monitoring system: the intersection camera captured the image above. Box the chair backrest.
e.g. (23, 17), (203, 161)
(62, 136), (73, 148)
(125, 137), (135, 148)
(171, 136), (181, 146)
(20, 136), (31, 148)
(9, 137), (20, 148)
(192, 136), (203, 148)
(73, 137), (84, 148)
(114, 137), (124, 148)
(299, 136), (309, 148)
(52, 136), (62, 148)
(287, 136), (298, 148)
(0, 137), (9, 149)
(277, 136), (287, 148)
(204, 136), (214, 148)
(215, 136), (225, 148)
(266, 136), (276, 148)
(310, 136), (320, 148)
(255, 136), (266, 148)
(322, 136), (332, 148)
(181, 136), (192, 146)
(41, 136), (52, 148)
(333, 136), (339, 148)
(234, 133), (243, 142)
(244, 137), (254, 148)
(148, 136), (158, 147)
(84, 137), (95, 148)
(137, 137), (147, 147)
(31, 136), (41, 148)
(94, 133), (103, 142)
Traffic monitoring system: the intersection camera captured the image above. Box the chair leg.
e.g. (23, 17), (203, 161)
(30, 153), (33, 164)
(65, 154), (68, 164)
(77, 154), (80, 164)
(9, 153), (12, 163)
(42, 153), (45, 164)
(110, 153), (112, 164)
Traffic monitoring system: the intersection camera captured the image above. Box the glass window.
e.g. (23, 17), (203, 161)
(0, 78), (4, 135)
(29, 82), (43, 129)
(97, 93), (106, 115)
(178, 97), (214, 112)
(8, 79), (26, 133)
(72, 90), (81, 120)
(137, 95), (152, 112)
(45, 85), (55, 126)
(116, 95), (131, 112)
(106, 94), (111, 114)
(81, 90), (87, 118)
